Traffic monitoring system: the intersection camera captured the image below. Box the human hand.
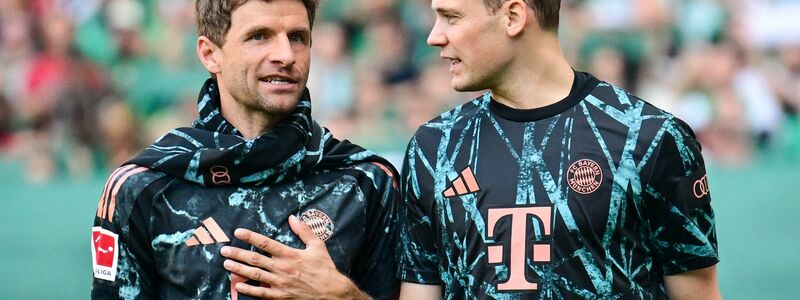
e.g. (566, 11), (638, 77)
(220, 215), (370, 299)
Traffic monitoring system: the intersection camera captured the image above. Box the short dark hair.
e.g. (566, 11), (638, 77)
(196, 0), (319, 47)
(483, 0), (560, 31)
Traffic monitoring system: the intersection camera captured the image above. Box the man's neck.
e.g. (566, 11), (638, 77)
(219, 96), (279, 140)
(491, 35), (574, 110)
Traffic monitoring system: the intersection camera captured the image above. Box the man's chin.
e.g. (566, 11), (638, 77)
(451, 80), (482, 93)
(263, 93), (303, 113)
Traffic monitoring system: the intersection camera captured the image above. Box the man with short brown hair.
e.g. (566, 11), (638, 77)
(196, 0), (319, 48)
(90, 0), (398, 298)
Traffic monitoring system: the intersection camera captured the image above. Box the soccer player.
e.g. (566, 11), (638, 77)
(90, 0), (398, 298)
(397, 0), (721, 299)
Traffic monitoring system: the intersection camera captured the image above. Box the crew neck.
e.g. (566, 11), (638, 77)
(489, 70), (600, 122)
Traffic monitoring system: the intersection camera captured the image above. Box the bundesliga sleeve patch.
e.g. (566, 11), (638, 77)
(92, 226), (119, 281)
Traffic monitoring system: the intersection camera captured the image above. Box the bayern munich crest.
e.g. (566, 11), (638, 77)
(300, 209), (334, 241)
(567, 159), (603, 194)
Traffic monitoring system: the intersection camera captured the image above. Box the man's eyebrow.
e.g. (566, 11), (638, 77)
(240, 25), (310, 37)
(433, 7), (462, 16)
(287, 25), (311, 34)
(241, 25), (273, 38)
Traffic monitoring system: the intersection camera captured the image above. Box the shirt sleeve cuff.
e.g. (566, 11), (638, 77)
(663, 256), (720, 275)
(397, 266), (441, 284)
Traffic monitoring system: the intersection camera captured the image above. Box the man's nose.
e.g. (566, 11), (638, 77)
(269, 35), (296, 67)
(427, 22), (446, 47)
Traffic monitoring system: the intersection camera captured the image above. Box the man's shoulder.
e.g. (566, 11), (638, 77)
(585, 82), (697, 135)
(104, 165), (169, 193)
(95, 165), (170, 224)
(331, 159), (399, 194)
(411, 93), (489, 142)
(587, 82), (677, 119)
(586, 81), (702, 157)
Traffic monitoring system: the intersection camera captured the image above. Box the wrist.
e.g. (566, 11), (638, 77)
(331, 275), (370, 300)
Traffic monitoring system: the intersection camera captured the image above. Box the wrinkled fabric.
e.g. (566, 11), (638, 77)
(129, 78), (389, 186)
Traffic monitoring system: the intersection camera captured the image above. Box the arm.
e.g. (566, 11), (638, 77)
(664, 265), (722, 300)
(399, 282), (441, 300)
(220, 216), (371, 299)
(644, 119), (720, 299)
(395, 136), (443, 290)
(92, 167), (163, 299)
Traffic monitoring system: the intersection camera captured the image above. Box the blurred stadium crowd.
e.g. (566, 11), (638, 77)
(1, 0), (799, 182)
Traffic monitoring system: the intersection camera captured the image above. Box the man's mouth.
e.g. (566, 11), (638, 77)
(446, 58), (462, 72)
(260, 75), (298, 85)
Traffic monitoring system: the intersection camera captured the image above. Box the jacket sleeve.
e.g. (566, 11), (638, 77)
(347, 162), (401, 299)
(91, 165), (166, 299)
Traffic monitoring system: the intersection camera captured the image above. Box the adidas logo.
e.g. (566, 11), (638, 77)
(443, 167), (481, 197)
(185, 217), (230, 246)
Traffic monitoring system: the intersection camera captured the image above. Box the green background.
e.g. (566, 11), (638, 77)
(0, 156), (797, 298)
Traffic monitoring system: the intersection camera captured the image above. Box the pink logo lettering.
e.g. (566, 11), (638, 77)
(210, 166), (231, 186)
(486, 206), (553, 291)
(693, 175), (710, 198)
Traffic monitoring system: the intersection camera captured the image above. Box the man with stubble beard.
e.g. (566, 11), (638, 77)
(90, 0), (399, 298)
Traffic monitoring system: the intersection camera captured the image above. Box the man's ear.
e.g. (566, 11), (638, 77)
(197, 36), (222, 74)
(504, 0), (529, 37)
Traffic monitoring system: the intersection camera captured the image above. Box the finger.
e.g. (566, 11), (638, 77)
(234, 281), (285, 299)
(234, 228), (292, 256)
(220, 246), (274, 271)
(288, 214), (323, 247)
(223, 259), (280, 285)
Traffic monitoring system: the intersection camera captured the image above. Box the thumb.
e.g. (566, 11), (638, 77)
(288, 214), (323, 247)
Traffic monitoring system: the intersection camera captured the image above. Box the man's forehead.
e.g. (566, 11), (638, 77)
(230, 0), (310, 28)
(431, 0), (483, 12)
(431, 0), (459, 11)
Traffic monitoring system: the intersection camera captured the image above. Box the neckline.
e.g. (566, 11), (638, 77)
(489, 71), (600, 122)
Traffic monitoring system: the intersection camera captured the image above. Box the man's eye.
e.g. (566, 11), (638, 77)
(251, 33), (264, 41)
(289, 33), (307, 44)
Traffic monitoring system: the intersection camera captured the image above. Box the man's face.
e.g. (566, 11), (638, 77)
(427, 0), (511, 92)
(215, 0), (311, 118)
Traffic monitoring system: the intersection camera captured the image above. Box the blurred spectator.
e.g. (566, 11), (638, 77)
(772, 45), (800, 160)
(732, 52), (784, 148)
(0, 94), (12, 150)
(2, 0), (800, 182)
(97, 98), (141, 168)
(358, 16), (417, 85)
(675, 43), (753, 166)
(0, 1), (35, 119)
(20, 5), (110, 181)
(309, 22), (355, 125)
(344, 68), (400, 151)
(774, 46), (800, 116)
(586, 45), (627, 88)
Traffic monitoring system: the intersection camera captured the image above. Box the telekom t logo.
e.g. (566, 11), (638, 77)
(486, 206), (553, 291)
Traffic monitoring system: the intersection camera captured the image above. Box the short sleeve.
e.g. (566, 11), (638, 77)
(644, 119), (719, 275)
(348, 162), (401, 299)
(396, 137), (442, 284)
